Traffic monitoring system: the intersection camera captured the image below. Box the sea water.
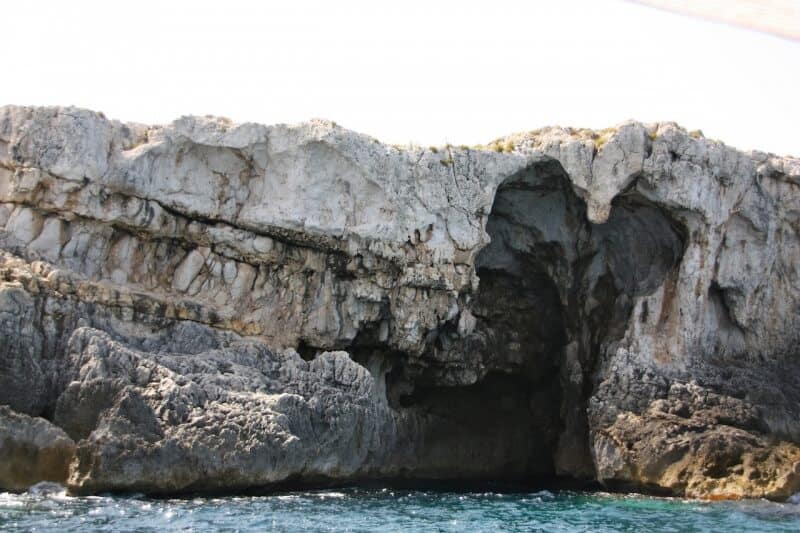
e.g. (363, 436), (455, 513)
(2, 486), (800, 532)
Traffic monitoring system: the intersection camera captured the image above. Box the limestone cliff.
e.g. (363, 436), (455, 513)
(1, 105), (799, 499)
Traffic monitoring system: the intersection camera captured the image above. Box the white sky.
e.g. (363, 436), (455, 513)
(3, 0), (799, 156)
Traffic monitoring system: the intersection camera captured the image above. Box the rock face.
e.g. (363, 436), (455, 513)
(0, 406), (75, 491)
(1, 105), (799, 499)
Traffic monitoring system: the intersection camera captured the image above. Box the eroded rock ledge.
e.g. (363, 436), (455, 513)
(1, 105), (799, 500)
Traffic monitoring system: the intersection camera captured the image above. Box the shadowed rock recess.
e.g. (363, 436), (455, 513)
(1, 106), (800, 499)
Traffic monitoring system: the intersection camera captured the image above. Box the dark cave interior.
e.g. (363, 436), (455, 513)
(380, 158), (686, 483)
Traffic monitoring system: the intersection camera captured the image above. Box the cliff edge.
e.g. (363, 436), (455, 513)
(2, 105), (799, 499)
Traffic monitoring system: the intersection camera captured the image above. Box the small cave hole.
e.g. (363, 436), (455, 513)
(296, 340), (321, 362)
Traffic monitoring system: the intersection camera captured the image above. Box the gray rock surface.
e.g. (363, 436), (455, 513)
(0, 405), (75, 491)
(1, 105), (799, 498)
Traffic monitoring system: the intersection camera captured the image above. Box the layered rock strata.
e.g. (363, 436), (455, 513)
(1, 105), (799, 499)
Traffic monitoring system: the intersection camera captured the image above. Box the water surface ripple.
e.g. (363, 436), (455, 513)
(2, 487), (800, 532)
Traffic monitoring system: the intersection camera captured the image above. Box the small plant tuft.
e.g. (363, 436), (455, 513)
(593, 128), (616, 150)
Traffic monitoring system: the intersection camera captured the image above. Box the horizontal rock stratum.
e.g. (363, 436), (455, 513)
(1, 105), (800, 499)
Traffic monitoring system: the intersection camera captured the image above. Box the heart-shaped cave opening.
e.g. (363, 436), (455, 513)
(379, 158), (686, 485)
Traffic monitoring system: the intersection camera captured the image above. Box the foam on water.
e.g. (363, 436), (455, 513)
(2, 487), (800, 532)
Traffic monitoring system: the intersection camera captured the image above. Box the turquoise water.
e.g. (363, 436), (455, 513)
(2, 486), (800, 532)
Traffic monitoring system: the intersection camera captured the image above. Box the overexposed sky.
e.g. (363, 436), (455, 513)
(3, 0), (799, 155)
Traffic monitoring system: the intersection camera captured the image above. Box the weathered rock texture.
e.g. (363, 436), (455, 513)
(1, 105), (799, 499)
(0, 406), (75, 491)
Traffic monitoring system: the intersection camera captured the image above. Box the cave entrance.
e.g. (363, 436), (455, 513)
(382, 158), (685, 485)
(466, 158), (686, 481)
(469, 159), (585, 479)
(470, 159), (686, 481)
(383, 160), (583, 483)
